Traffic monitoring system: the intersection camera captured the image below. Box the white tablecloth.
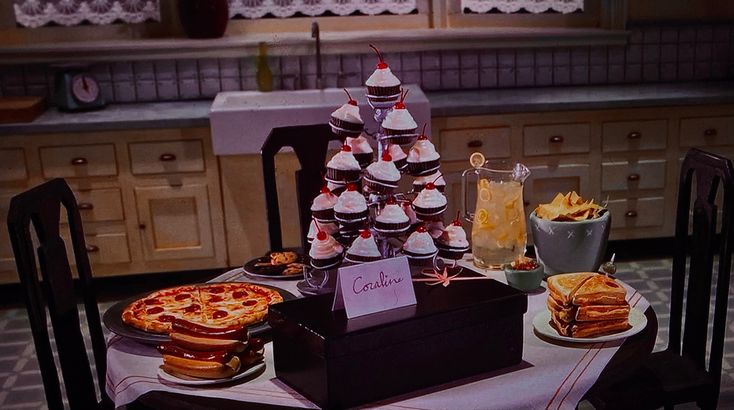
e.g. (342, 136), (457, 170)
(105, 262), (651, 410)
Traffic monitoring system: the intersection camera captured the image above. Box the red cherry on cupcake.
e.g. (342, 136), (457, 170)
(452, 211), (462, 226)
(359, 229), (371, 238)
(416, 225), (428, 233)
(393, 89), (409, 110)
(417, 124), (428, 140)
(346, 183), (358, 191)
(320, 185), (331, 194)
(369, 44), (388, 69)
(316, 231), (327, 240)
(341, 144), (352, 152)
(343, 89), (357, 106)
(386, 196), (397, 205)
(425, 182), (436, 190)
(382, 151), (392, 162)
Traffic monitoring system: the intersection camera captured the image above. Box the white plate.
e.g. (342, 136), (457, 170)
(158, 362), (265, 386)
(532, 308), (647, 343)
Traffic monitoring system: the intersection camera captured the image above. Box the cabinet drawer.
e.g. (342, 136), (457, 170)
(439, 127), (510, 161)
(61, 188), (124, 223)
(523, 123), (590, 156)
(525, 164), (591, 210)
(680, 116), (734, 147)
(0, 148), (28, 182)
(40, 144), (117, 178)
(62, 232), (131, 265)
(602, 120), (667, 152)
(602, 160), (666, 191)
(607, 197), (665, 229)
(129, 140), (205, 175)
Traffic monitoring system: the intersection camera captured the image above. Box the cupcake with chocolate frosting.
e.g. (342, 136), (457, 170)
(364, 151), (401, 194)
(329, 89), (364, 137)
(309, 227), (344, 269)
(346, 134), (373, 169)
(365, 45), (401, 106)
(381, 90), (417, 145)
(310, 185), (338, 222)
(374, 197), (410, 236)
(413, 171), (445, 193)
(402, 225), (438, 265)
(436, 216), (470, 260)
(326, 145), (362, 184)
(345, 229), (382, 264)
(412, 182), (447, 221)
(406, 129), (441, 176)
(387, 143), (408, 171)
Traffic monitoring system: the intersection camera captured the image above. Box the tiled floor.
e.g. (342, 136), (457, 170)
(0, 259), (732, 409)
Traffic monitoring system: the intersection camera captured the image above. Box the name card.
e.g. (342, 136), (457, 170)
(332, 256), (417, 319)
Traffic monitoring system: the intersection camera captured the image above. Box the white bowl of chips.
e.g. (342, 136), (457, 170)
(529, 192), (611, 276)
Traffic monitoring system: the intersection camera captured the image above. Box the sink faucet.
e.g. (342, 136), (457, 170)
(311, 21), (323, 89)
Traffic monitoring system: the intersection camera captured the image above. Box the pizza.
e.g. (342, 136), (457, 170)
(121, 282), (284, 334)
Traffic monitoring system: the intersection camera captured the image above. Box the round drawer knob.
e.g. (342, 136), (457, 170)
(627, 173), (641, 182)
(549, 136), (564, 144)
(159, 153), (177, 162)
(625, 210), (638, 218)
(467, 139), (483, 148)
(86, 244), (99, 253)
(71, 157), (88, 166)
(704, 128), (717, 137)
(627, 131), (642, 140)
(78, 202), (94, 211)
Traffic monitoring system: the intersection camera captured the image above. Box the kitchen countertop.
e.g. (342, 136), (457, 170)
(2, 82), (733, 137)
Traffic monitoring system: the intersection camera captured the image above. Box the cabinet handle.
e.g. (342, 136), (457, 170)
(71, 157), (88, 166)
(467, 139), (483, 148)
(625, 210), (638, 218)
(627, 173), (641, 182)
(78, 202), (94, 211)
(704, 128), (717, 137)
(86, 244), (99, 253)
(627, 131), (641, 140)
(549, 135), (564, 144)
(159, 153), (177, 162)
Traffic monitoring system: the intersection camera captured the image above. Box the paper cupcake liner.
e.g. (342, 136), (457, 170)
(334, 209), (369, 223)
(329, 121), (363, 138)
(366, 86), (401, 99)
(363, 174), (399, 194)
(330, 117), (364, 132)
(325, 167), (361, 184)
(311, 209), (335, 221)
(415, 205), (447, 221)
(383, 128), (418, 137)
(344, 253), (382, 264)
(394, 158), (408, 171)
(310, 254), (343, 270)
(353, 152), (374, 169)
(437, 244), (470, 260)
(407, 160), (441, 177)
(402, 249), (438, 265)
(374, 220), (410, 235)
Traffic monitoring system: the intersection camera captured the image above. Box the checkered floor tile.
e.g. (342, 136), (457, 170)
(0, 259), (732, 409)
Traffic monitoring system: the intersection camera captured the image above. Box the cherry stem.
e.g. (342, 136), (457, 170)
(421, 123), (427, 136)
(312, 217), (322, 234)
(343, 88), (353, 101)
(369, 44), (384, 63)
(456, 210), (460, 221)
(400, 88), (409, 103)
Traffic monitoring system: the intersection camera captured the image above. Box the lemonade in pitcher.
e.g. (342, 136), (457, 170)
(462, 157), (530, 269)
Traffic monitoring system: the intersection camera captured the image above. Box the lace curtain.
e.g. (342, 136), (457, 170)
(13, 0), (160, 28)
(228, 0), (417, 19)
(461, 0), (583, 14)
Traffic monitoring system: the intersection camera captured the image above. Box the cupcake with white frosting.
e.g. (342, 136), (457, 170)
(382, 90), (418, 145)
(412, 182), (447, 221)
(310, 185), (338, 222)
(346, 134), (373, 169)
(436, 217), (470, 260)
(365, 44), (401, 106)
(309, 228), (344, 269)
(406, 131), (441, 176)
(413, 171), (445, 193)
(334, 183), (369, 237)
(387, 143), (408, 171)
(326, 145), (362, 184)
(402, 225), (438, 265)
(345, 229), (382, 264)
(307, 219), (339, 243)
(374, 197), (410, 236)
(329, 89), (364, 137)
(364, 151), (401, 194)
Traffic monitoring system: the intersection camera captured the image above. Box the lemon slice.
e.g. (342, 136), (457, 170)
(475, 208), (490, 225)
(469, 152), (486, 168)
(479, 178), (490, 190)
(479, 188), (491, 202)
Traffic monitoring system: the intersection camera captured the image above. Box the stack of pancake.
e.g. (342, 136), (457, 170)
(547, 272), (631, 338)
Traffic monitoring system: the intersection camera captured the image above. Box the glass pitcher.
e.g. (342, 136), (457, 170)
(462, 162), (531, 269)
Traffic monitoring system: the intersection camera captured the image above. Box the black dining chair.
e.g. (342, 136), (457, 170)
(587, 148), (734, 409)
(7, 178), (110, 410)
(261, 124), (343, 251)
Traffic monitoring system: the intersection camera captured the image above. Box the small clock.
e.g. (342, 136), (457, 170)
(55, 68), (106, 112)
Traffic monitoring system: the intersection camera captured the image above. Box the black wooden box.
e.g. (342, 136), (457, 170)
(268, 277), (528, 409)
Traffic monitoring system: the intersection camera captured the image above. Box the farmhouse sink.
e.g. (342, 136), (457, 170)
(209, 85), (431, 156)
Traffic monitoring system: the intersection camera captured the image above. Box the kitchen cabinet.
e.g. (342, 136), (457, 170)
(0, 128), (226, 284)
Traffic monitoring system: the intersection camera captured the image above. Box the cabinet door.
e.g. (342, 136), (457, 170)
(0, 193), (16, 273)
(134, 184), (215, 261)
(525, 164), (591, 211)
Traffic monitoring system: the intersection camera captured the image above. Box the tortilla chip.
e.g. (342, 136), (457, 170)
(535, 191), (605, 221)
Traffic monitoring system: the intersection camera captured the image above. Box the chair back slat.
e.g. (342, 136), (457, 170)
(7, 178), (106, 410)
(670, 148), (734, 397)
(261, 124), (343, 251)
